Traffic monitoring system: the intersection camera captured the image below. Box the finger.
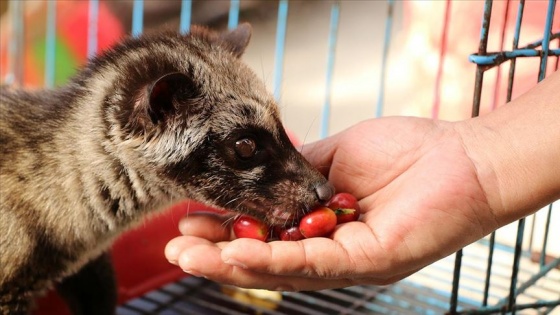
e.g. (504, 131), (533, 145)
(205, 257), (420, 291)
(175, 237), (230, 277)
(170, 237), (359, 290)
(165, 235), (198, 265)
(178, 212), (233, 241)
(179, 243), (419, 291)
(169, 230), (421, 291)
(206, 267), (359, 292)
(220, 223), (378, 279)
(298, 137), (339, 177)
(165, 234), (227, 264)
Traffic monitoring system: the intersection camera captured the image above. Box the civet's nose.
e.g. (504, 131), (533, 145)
(315, 181), (335, 203)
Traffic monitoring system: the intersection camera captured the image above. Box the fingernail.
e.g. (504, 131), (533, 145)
(223, 258), (248, 269)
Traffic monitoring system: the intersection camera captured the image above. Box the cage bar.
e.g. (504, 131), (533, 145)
(451, 2), (495, 313)
(7, 0), (24, 85)
(471, 257), (560, 314)
(471, 0), (493, 118)
(556, 37), (560, 70)
(228, 0), (240, 30)
(507, 219), (526, 314)
(179, 0), (192, 34)
(470, 48), (560, 67)
(87, 0), (99, 58)
(376, 0), (394, 118)
(132, 0), (144, 37)
(273, 0), (289, 102)
(459, 1), (560, 313)
(45, 0), (56, 88)
(506, 0), (524, 105)
(482, 233), (496, 307)
(539, 205), (553, 268)
(491, 0), (510, 111)
(538, 0), (557, 81)
(432, 0), (452, 119)
(319, 2), (340, 139)
(449, 249), (463, 314)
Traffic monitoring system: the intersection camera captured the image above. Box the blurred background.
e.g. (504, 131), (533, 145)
(1, 0), (557, 135)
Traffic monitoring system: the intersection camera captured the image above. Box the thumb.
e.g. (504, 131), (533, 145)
(298, 136), (339, 178)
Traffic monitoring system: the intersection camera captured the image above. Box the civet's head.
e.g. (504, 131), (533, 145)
(92, 23), (333, 226)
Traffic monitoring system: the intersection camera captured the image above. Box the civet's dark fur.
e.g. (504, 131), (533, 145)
(0, 24), (334, 314)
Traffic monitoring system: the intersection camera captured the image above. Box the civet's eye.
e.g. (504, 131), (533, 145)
(234, 137), (257, 159)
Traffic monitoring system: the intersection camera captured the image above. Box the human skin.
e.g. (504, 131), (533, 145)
(165, 70), (560, 291)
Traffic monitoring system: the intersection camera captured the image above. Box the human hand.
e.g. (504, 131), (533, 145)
(165, 117), (499, 291)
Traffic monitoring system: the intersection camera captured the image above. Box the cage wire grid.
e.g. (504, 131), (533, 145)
(2, 0), (559, 314)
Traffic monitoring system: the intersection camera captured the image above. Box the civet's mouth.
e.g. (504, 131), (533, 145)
(269, 206), (300, 225)
(235, 199), (309, 227)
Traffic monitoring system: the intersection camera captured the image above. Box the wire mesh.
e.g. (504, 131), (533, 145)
(452, 0), (559, 314)
(115, 242), (560, 314)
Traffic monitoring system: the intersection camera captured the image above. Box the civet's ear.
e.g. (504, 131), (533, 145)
(130, 72), (199, 133)
(146, 72), (192, 125)
(219, 23), (252, 58)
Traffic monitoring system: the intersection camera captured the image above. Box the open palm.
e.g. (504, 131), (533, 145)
(165, 117), (498, 291)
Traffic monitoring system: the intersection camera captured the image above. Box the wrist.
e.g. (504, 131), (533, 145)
(454, 72), (560, 227)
